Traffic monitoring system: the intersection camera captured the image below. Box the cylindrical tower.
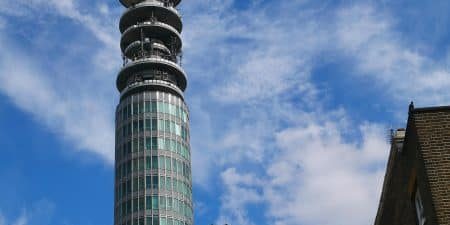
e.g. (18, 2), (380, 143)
(114, 1), (193, 225)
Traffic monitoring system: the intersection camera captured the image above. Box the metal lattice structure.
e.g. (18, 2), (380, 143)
(114, 1), (193, 225)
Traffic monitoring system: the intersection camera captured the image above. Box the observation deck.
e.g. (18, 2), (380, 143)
(120, 21), (182, 53)
(123, 40), (172, 59)
(117, 56), (187, 92)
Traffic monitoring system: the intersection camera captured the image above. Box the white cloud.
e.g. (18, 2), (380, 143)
(181, 2), (410, 224)
(0, 37), (115, 163)
(98, 3), (110, 15)
(183, 0), (324, 103)
(184, 1), (450, 106)
(216, 168), (263, 225)
(264, 122), (388, 225)
(0, 0), (117, 48)
(211, 101), (389, 225)
(0, 0), (117, 163)
(334, 4), (450, 105)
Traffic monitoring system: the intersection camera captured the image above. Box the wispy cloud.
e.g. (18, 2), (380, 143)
(0, 36), (115, 162)
(0, 0), (118, 163)
(180, 1), (447, 224)
(334, 4), (450, 105)
(216, 168), (263, 225)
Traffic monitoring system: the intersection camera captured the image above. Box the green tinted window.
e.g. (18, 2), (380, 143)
(127, 161), (131, 175)
(127, 200), (132, 214)
(170, 140), (176, 152)
(165, 157), (171, 171)
(164, 138), (170, 151)
(176, 142), (181, 155)
(175, 124), (181, 136)
(127, 180), (131, 194)
(172, 179), (178, 192)
(151, 119), (157, 131)
(151, 102), (157, 113)
(173, 199), (178, 214)
(165, 120), (170, 133)
(158, 138), (164, 150)
(164, 103), (169, 114)
(160, 196), (166, 211)
(145, 119), (151, 131)
(139, 120), (144, 132)
(139, 176), (144, 191)
(167, 177), (172, 191)
(133, 121), (138, 134)
(132, 139), (138, 153)
(133, 198), (138, 212)
(152, 196), (158, 210)
(160, 218), (167, 225)
(158, 156), (165, 169)
(175, 161), (180, 175)
(133, 177), (138, 192)
(152, 175), (158, 189)
(139, 138), (144, 152)
(152, 156), (158, 169)
(146, 157), (151, 170)
(157, 102), (163, 113)
(146, 176), (151, 189)
(145, 101), (151, 113)
(127, 104), (132, 118)
(160, 176), (165, 189)
(172, 159), (177, 171)
(146, 197), (151, 210)
(139, 158), (144, 171)
(132, 159), (138, 172)
(139, 102), (144, 114)
(139, 197), (144, 211)
(146, 138), (151, 150)
(158, 119), (164, 131)
(152, 137), (158, 150)
(170, 121), (175, 133)
(133, 103), (139, 115)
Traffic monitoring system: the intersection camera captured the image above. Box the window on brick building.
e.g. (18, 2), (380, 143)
(415, 188), (426, 225)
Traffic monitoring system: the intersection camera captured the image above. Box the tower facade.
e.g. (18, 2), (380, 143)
(114, 1), (193, 225)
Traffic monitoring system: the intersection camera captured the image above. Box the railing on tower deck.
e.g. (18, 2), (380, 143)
(122, 51), (182, 67)
(122, 21), (181, 39)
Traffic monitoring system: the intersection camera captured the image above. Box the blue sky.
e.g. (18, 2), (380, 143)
(0, 0), (449, 225)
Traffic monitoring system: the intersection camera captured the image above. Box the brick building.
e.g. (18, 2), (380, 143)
(374, 103), (450, 225)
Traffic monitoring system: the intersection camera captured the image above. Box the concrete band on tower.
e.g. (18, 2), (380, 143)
(114, 0), (193, 225)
